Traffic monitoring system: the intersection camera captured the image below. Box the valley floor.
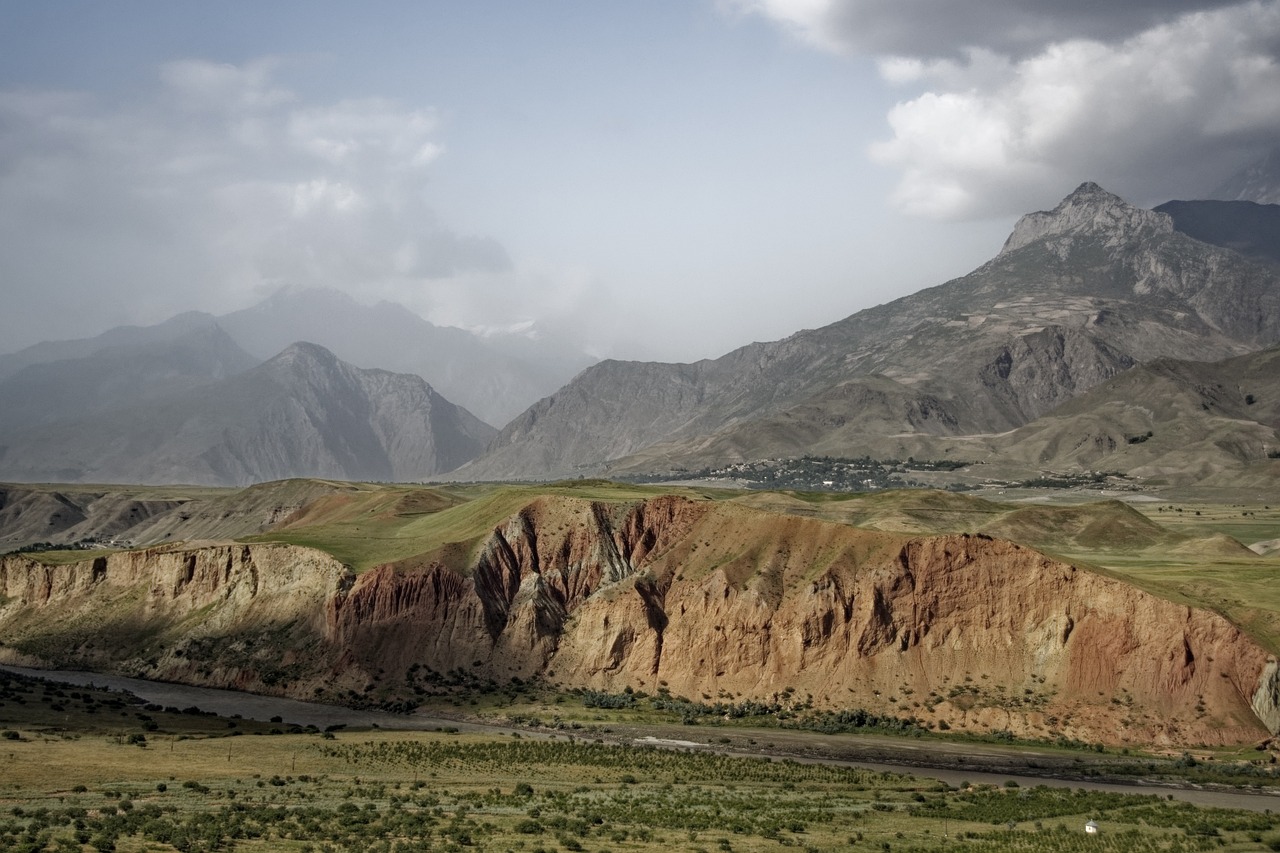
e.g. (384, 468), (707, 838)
(6, 665), (1279, 814)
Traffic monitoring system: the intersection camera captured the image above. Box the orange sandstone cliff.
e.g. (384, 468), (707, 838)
(1, 495), (1276, 747)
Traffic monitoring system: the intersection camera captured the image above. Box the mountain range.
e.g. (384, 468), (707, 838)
(0, 288), (595, 431)
(2, 182), (1278, 491)
(456, 183), (1280, 486)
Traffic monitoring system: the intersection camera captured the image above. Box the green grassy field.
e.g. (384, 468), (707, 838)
(2, 669), (1279, 853)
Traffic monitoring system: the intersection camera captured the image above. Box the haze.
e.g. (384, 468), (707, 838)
(3, 0), (1278, 362)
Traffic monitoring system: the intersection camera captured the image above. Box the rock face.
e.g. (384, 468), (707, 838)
(0, 342), (497, 486)
(1, 495), (1274, 747)
(0, 543), (349, 691)
(459, 183), (1280, 481)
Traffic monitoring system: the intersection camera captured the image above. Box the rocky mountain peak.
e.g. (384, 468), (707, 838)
(1000, 181), (1173, 255)
(259, 341), (348, 383)
(270, 340), (339, 365)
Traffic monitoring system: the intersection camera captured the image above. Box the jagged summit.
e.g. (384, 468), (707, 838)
(267, 340), (342, 367)
(1000, 181), (1173, 255)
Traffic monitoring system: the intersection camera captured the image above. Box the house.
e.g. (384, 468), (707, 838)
(1085, 819), (1099, 834)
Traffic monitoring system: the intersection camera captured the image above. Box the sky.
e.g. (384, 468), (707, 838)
(2, 1), (1279, 363)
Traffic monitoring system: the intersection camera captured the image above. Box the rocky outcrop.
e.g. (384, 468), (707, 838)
(0, 496), (1275, 747)
(1254, 661), (1280, 736)
(0, 543), (350, 690)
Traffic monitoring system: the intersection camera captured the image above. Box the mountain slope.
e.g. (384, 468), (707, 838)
(0, 342), (497, 486)
(461, 183), (1280, 480)
(0, 312), (251, 384)
(1212, 147), (1280, 205)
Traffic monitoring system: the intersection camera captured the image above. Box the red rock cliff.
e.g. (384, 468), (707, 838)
(1, 496), (1276, 747)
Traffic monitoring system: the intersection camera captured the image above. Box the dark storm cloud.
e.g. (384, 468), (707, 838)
(730, 0), (1251, 58)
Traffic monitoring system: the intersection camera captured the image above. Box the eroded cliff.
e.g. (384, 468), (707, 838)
(1, 495), (1275, 747)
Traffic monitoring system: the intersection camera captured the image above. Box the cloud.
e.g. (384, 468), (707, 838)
(725, 0), (1248, 59)
(870, 3), (1280, 217)
(732, 0), (1280, 218)
(0, 59), (530, 350)
(159, 58), (294, 112)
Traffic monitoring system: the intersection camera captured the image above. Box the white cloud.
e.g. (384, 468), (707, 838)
(868, 2), (1280, 217)
(287, 98), (441, 168)
(159, 58), (294, 112)
(729, 0), (1280, 218)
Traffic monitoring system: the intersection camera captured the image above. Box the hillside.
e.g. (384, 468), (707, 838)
(459, 183), (1280, 481)
(989, 343), (1280, 488)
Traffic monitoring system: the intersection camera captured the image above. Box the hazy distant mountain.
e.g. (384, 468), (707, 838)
(0, 317), (257, 435)
(0, 342), (496, 486)
(1155, 199), (1280, 266)
(458, 183), (1280, 481)
(1212, 148), (1280, 205)
(0, 311), (246, 382)
(217, 287), (595, 427)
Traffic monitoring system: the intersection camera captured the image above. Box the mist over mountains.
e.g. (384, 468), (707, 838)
(216, 288), (595, 428)
(1, 182), (1278, 490)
